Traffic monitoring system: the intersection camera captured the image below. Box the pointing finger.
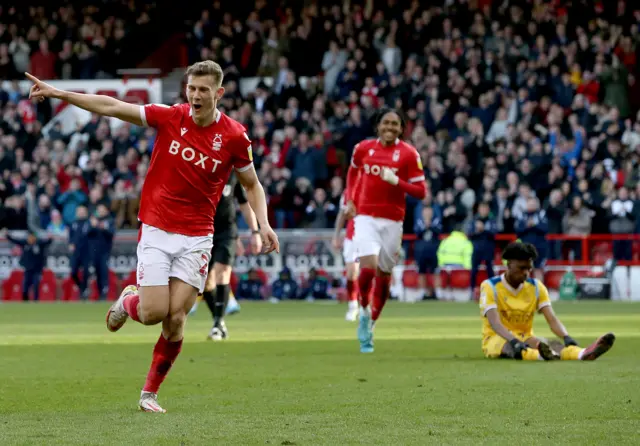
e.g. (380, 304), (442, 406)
(25, 72), (39, 83)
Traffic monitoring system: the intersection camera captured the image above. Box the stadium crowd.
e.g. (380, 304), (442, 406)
(1, 0), (640, 264)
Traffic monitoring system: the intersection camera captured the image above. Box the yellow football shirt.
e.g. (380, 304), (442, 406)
(479, 275), (551, 338)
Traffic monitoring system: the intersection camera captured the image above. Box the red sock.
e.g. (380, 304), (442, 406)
(123, 293), (141, 323)
(371, 273), (391, 321)
(142, 334), (183, 394)
(358, 268), (375, 308)
(346, 279), (358, 302)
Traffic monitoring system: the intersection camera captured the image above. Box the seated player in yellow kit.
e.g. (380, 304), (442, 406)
(479, 242), (615, 361)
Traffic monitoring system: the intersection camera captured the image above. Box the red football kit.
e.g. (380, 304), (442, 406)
(346, 138), (426, 222)
(139, 103), (253, 236)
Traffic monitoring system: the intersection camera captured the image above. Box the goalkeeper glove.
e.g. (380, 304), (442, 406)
(509, 338), (529, 360)
(563, 335), (578, 347)
(380, 167), (399, 186)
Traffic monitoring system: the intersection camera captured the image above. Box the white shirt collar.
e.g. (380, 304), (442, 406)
(188, 107), (221, 123)
(376, 137), (400, 146)
(501, 274), (524, 295)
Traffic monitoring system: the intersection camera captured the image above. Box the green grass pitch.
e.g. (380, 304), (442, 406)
(0, 301), (639, 445)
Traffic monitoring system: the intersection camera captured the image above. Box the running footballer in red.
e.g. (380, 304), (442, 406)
(344, 108), (427, 353)
(26, 61), (279, 413)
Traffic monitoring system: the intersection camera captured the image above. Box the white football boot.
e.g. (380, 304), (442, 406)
(139, 391), (167, 413)
(345, 300), (359, 321)
(106, 285), (137, 332)
(207, 321), (228, 341)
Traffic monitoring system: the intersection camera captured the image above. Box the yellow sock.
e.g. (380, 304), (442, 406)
(560, 345), (584, 360)
(196, 293), (204, 303)
(522, 348), (540, 361)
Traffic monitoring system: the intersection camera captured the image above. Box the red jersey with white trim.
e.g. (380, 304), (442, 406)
(340, 194), (356, 240)
(138, 103), (253, 236)
(350, 138), (425, 222)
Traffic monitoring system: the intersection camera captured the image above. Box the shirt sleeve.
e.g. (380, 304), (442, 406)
(405, 147), (426, 183)
(479, 281), (498, 317)
(139, 104), (177, 128)
(536, 280), (552, 311)
(350, 142), (363, 168)
(232, 131), (254, 172)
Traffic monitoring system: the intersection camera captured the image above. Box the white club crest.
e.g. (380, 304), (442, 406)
(392, 150), (400, 162)
(213, 134), (223, 151)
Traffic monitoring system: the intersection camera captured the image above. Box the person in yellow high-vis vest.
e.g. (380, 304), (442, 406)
(436, 230), (473, 270)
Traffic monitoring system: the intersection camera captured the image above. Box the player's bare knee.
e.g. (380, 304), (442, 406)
(346, 263), (358, 280)
(167, 310), (187, 334)
(140, 306), (167, 325)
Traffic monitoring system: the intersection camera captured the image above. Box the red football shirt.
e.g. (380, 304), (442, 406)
(138, 103), (253, 236)
(349, 138), (425, 222)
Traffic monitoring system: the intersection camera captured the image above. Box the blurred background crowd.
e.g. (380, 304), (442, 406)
(1, 0), (640, 284)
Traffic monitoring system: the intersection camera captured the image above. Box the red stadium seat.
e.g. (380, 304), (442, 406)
(88, 278), (100, 301)
(254, 268), (269, 285)
(124, 89), (150, 104)
(108, 270), (120, 301)
(475, 269), (489, 286)
(2, 269), (24, 301)
(38, 269), (57, 301)
(435, 270), (449, 288)
(95, 89), (119, 99)
(402, 269), (420, 288)
(230, 271), (239, 294)
(61, 276), (80, 301)
(544, 271), (565, 290)
(124, 269), (137, 287)
(449, 270), (471, 289)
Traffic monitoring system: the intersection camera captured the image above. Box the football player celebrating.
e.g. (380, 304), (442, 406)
(26, 61), (279, 413)
(344, 108), (427, 353)
(479, 242), (615, 361)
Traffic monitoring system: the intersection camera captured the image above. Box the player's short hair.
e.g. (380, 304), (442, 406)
(374, 107), (406, 131)
(186, 60), (224, 87)
(502, 242), (538, 262)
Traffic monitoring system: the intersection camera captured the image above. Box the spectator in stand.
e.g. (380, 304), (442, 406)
(2, 0), (640, 292)
(88, 203), (114, 300)
(2, 228), (52, 301)
(609, 187), (636, 261)
(515, 197), (548, 280)
(270, 267), (298, 302)
(299, 268), (331, 301)
(68, 205), (92, 300)
(563, 196), (595, 261)
(545, 189), (566, 261)
(236, 269), (264, 301)
(467, 202), (497, 298)
(413, 205), (442, 301)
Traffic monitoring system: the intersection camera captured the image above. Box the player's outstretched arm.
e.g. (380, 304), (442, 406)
(539, 305), (578, 345)
(25, 73), (143, 126)
(236, 165), (279, 254)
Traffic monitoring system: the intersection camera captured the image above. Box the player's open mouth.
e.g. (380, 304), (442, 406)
(193, 104), (202, 112)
